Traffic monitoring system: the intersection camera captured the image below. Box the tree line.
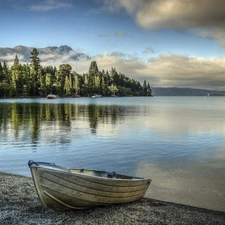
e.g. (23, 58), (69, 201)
(0, 48), (152, 97)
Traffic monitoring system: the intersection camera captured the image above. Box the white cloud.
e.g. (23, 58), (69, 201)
(29, 0), (72, 12)
(1, 53), (25, 62)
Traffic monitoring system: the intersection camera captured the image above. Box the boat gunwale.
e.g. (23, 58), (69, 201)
(29, 163), (151, 183)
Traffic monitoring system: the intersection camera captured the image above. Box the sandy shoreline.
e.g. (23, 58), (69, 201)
(1, 172), (225, 225)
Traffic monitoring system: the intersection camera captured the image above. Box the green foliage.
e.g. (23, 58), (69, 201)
(89, 61), (99, 75)
(0, 62), (4, 82)
(30, 48), (41, 96)
(0, 82), (14, 97)
(2, 61), (11, 83)
(0, 54), (152, 97)
(11, 55), (24, 96)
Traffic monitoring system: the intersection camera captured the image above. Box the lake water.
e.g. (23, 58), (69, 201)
(0, 96), (225, 212)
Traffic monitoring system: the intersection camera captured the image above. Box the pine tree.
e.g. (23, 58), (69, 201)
(3, 61), (11, 83)
(14, 55), (19, 66)
(89, 61), (99, 75)
(0, 62), (3, 82)
(11, 55), (22, 95)
(71, 72), (80, 94)
(147, 82), (152, 96)
(21, 64), (31, 96)
(30, 48), (41, 96)
(143, 80), (147, 95)
(57, 64), (72, 95)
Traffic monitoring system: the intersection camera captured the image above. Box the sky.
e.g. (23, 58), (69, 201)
(1, 0), (225, 90)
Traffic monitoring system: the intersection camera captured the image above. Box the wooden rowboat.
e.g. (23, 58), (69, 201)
(28, 160), (151, 210)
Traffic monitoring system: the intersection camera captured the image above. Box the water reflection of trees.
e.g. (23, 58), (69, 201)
(0, 102), (128, 142)
(87, 104), (122, 134)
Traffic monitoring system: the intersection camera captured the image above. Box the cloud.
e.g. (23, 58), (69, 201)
(101, 0), (225, 47)
(29, 0), (72, 12)
(0, 53), (25, 62)
(114, 0), (225, 29)
(141, 54), (225, 90)
(143, 46), (154, 54)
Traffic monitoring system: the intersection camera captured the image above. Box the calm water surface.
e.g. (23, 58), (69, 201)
(0, 96), (225, 211)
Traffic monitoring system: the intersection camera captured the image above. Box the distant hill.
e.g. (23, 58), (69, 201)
(0, 45), (90, 63)
(151, 87), (225, 96)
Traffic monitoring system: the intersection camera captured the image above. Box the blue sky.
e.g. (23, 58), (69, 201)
(1, 0), (225, 90)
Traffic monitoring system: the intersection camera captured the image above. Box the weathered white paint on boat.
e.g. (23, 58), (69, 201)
(92, 94), (102, 98)
(28, 160), (151, 210)
(46, 94), (59, 99)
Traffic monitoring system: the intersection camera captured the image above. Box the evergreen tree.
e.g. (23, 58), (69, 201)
(89, 61), (99, 75)
(57, 64), (72, 95)
(143, 80), (147, 90)
(143, 80), (147, 95)
(0, 62), (3, 82)
(11, 55), (23, 95)
(88, 61), (101, 94)
(108, 84), (118, 95)
(147, 82), (152, 96)
(30, 48), (41, 96)
(71, 72), (80, 94)
(3, 61), (11, 83)
(14, 55), (19, 66)
(110, 67), (119, 85)
(21, 64), (31, 96)
(104, 70), (111, 87)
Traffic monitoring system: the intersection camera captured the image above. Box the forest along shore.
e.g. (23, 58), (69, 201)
(1, 172), (225, 225)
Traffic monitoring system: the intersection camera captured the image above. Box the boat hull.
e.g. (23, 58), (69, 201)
(28, 161), (151, 210)
(46, 94), (58, 99)
(92, 94), (102, 98)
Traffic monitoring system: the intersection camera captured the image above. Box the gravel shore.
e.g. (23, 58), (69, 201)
(1, 172), (225, 225)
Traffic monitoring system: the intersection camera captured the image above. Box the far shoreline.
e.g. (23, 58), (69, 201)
(0, 95), (154, 99)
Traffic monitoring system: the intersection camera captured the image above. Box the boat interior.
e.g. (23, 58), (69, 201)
(70, 168), (134, 179)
